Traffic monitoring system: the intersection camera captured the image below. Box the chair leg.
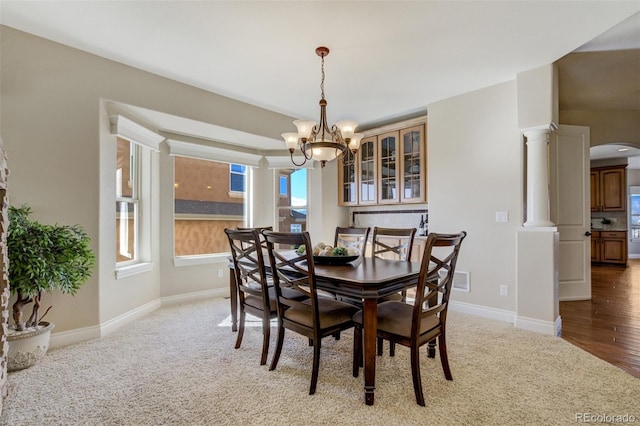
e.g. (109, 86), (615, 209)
(234, 308), (245, 349)
(389, 341), (395, 357)
(410, 343), (426, 406)
(438, 333), (453, 381)
(269, 321), (285, 371)
(309, 338), (321, 395)
(259, 316), (270, 366)
(377, 337), (384, 356)
(427, 338), (437, 358)
(333, 331), (341, 340)
(352, 325), (361, 377)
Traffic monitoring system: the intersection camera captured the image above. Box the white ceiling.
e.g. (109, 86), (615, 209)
(1, 1), (639, 145)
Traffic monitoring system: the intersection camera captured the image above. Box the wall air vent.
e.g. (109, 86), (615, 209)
(439, 270), (470, 292)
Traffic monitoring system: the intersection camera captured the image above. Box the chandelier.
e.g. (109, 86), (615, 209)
(281, 46), (363, 168)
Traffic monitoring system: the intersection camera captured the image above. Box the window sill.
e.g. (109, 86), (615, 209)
(115, 262), (153, 279)
(174, 253), (230, 267)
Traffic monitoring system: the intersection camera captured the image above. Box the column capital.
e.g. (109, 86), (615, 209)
(521, 122), (558, 139)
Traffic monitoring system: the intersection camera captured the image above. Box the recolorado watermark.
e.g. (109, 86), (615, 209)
(575, 413), (637, 423)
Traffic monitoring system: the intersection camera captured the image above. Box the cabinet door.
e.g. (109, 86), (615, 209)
(400, 125), (426, 203)
(378, 131), (399, 204)
(590, 231), (600, 262)
(601, 237), (627, 264)
(338, 154), (358, 206)
(358, 137), (377, 205)
(600, 168), (626, 211)
(590, 170), (600, 212)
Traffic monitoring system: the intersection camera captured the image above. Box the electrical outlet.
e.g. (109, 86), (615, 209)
(500, 285), (509, 296)
(218, 269), (224, 278)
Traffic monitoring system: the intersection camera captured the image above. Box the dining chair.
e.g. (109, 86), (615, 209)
(237, 226), (273, 251)
(225, 228), (305, 365)
(262, 230), (359, 395)
(371, 226), (417, 355)
(352, 231), (467, 406)
(334, 226), (370, 255)
(371, 226), (416, 262)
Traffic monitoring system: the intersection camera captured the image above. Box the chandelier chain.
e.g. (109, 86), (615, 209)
(320, 54), (325, 101)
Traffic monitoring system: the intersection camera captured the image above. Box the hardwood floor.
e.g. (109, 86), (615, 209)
(560, 259), (640, 378)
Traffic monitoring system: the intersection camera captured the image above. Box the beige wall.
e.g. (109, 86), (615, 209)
(428, 80), (523, 312)
(0, 26), (295, 337)
(560, 110), (640, 147)
(0, 23), (557, 343)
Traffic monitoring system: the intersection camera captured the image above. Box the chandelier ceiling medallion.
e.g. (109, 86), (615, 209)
(282, 46), (363, 168)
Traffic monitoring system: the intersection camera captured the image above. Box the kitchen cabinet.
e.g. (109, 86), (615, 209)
(338, 152), (358, 206)
(338, 116), (427, 206)
(358, 136), (378, 205)
(591, 230), (627, 265)
(591, 165), (627, 212)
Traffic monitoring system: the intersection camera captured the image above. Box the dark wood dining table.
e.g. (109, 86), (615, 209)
(228, 254), (421, 405)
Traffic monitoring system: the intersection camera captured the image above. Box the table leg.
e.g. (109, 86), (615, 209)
(363, 298), (377, 405)
(229, 267), (238, 332)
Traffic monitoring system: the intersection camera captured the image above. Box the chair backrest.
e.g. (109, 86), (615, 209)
(237, 226), (273, 250)
(412, 231), (467, 337)
(372, 226), (417, 261)
(262, 231), (319, 324)
(334, 226), (370, 254)
(225, 228), (270, 307)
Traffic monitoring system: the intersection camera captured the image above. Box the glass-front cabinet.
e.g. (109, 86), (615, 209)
(358, 136), (378, 205)
(379, 131), (398, 203)
(338, 151), (358, 206)
(337, 117), (426, 206)
(400, 125), (425, 203)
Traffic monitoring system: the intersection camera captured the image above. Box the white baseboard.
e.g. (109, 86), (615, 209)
(49, 288), (228, 349)
(514, 314), (561, 336)
(49, 324), (101, 349)
(100, 299), (162, 338)
(449, 300), (516, 324)
(628, 254), (640, 259)
(160, 288), (227, 307)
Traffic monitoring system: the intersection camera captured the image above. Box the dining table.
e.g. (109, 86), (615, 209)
(228, 253), (421, 405)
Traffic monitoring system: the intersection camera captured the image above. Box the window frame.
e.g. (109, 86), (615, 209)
(629, 187), (640, 242)
(276, 168), (308, 234)
(229, 163), (247, 195)
(166, 140), (263, 266)
(115, 139), (139, 265)
(110, 115), (163, 279)
(173, 156), (252, 260)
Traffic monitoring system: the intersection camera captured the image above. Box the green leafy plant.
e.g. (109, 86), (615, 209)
(7, 205), (95, 331)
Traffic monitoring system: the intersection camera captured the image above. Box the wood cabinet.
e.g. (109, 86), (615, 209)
(337, 117), (427, 206)
(591, 165), (627, 212)
(591, 230), (627, 265)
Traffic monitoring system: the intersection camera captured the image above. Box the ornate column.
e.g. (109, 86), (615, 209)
(523, 125), (556, 227)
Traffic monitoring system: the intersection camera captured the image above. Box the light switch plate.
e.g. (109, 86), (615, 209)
(495, 211), (509, 223)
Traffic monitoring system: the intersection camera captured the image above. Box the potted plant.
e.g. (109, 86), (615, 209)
(601, 217), (612, 230)
(6, 204), (95, 371)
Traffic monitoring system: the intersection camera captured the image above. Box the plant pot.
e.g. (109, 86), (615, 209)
(7, 322), (54, 372)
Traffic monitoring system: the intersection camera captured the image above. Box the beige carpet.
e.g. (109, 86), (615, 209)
(1, 297), (639, 426)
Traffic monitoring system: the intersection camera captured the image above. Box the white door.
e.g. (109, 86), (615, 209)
(549, 124), (591, 301)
